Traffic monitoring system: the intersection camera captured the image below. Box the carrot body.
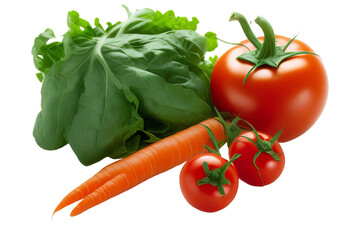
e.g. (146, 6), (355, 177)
(53, 118), (225, 216)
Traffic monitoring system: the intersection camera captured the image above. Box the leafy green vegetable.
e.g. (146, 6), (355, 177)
(32, 7), (218, 166)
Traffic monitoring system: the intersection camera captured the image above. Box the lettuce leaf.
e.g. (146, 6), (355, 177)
(32, 7), (218, 166)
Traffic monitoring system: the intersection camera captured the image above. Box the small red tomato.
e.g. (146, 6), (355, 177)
(179, 153), (239, 212)
(229, 130), (285, 186)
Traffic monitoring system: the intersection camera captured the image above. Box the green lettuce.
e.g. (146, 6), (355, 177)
(32, 7), (218, 166)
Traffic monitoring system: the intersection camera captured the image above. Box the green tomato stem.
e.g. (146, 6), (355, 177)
(254, 16), (276, 59)
(229, 12), (261, 49)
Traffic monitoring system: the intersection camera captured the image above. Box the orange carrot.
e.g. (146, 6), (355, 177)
(53, 118), (225, 217)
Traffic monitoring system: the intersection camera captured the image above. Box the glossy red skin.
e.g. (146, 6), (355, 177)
(211, 35), (328, 142)
(179, 153), (238, 212)
(229, 131), (285, 186)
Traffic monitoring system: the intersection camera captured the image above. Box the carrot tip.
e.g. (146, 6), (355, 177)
(70, 207), (81, 217)
(52, 203), (63, 216)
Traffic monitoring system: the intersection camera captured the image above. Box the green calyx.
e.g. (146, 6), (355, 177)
(229, 12), (318, 84)
(239, 119), (283, 170)
(197, 154), (240, 195)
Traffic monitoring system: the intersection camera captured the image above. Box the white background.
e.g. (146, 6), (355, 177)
(1, 0), (359, 239)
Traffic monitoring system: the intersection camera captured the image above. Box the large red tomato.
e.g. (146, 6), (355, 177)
(210, 14), (328, 142)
